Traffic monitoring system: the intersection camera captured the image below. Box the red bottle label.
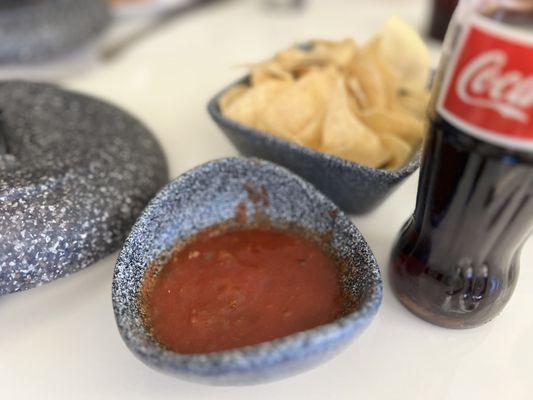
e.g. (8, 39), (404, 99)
(438, 16), (533, 150)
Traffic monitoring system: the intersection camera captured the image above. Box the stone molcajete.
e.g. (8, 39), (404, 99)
(0, 81), (168, 296)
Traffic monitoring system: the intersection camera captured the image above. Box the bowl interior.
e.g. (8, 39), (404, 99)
(112, 157), (382, 380)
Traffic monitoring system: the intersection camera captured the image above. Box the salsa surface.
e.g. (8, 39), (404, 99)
(143, 227), (343, 354)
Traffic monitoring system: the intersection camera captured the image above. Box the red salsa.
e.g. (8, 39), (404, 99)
(142, 227), (344, 354)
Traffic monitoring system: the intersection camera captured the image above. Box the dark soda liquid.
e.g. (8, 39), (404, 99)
(429, 0), (458, 41)
(390, 115), (533, 328)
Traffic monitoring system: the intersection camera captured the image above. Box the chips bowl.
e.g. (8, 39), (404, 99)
(208, 77), (421, 214)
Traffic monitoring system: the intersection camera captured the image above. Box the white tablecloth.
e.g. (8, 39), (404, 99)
(2, 1), (531, 399)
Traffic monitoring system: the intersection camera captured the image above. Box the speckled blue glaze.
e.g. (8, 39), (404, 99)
(0, 81), (168, 296)
(207, 77), (421, 214)
(0, 0), (110, 64)
(112, 157), (382, 385)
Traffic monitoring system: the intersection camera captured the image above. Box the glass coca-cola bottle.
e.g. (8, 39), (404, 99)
(390, 0), (533, 328)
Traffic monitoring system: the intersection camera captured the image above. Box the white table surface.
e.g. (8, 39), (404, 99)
(2, 1), (532, 399)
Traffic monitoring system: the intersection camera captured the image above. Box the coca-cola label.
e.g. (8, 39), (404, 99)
(438, 16), (533, 150)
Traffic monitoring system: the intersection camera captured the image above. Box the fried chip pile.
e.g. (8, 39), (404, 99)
(219, 17), (431, 170)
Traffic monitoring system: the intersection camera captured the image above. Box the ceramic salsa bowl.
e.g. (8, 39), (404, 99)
(112, 157), (382, 385)
(207, 78), (421, 215)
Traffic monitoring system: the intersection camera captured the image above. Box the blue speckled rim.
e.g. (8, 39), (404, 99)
(207, 76), (421, 184)
(112, 157), (382, 381)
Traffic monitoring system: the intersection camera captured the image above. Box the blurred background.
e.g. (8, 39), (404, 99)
(0, 0), (455, 175)
(0, 0), (456, 80)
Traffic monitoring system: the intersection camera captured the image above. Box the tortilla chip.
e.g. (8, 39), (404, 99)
(223, 80), (289, 127)
(358, 109), (425, 146)
(370, 16), (430, 88)
(378, 132), (412, 170)
(259, 68), (337, 148)
(321, 77), (390, 167)
(219, 84), (249, 112)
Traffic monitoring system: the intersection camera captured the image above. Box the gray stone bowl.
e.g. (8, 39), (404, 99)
(0, 0), (110, 65)
(207, 78), (421, 214)
(0, 81), (168, 296)
(112, 157), (382, 385)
